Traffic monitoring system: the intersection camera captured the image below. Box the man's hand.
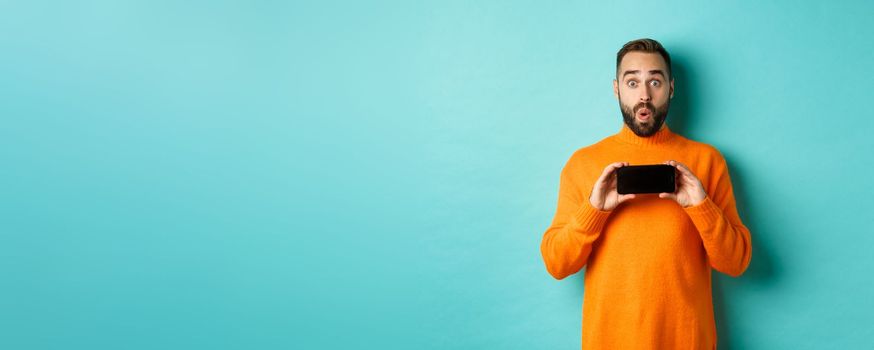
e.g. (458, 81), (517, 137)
(589, 162), (637, 211)
(658, 160), (707, 208)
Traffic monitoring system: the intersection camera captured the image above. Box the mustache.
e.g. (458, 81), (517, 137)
(633, 102), (656, 113)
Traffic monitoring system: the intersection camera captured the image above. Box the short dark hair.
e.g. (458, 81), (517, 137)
(616, 38), (672, 80)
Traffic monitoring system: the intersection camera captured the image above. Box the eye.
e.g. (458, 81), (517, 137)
(627, 80), (638, 88)
(650, 80), (661, 87)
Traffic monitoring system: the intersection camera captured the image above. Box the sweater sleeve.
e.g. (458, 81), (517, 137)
(682, 152), (752, 277)
(540, 161), (613, 280)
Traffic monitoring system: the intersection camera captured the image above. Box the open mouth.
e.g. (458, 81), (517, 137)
(636, 108), (652, 121)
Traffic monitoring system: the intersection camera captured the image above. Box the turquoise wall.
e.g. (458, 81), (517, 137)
(2, 1), (872, 349)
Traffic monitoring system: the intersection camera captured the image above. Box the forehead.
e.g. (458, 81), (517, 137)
(618, 52), (668, 77)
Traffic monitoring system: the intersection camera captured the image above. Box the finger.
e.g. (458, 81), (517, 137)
(618, 193), (636, 203)
(665, 160), (680, 173)
(664, 160), (682, 179)
(659, 192), (677, 201)
(677, 169), (700, 187)
(672, 161), (696, 178)
(666, 161), (696, 183)
(599, 162), (625, 182)
(601, 162), (622, 176)
(681, 172), (698, 185)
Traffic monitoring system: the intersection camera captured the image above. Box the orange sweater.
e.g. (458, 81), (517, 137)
(540, 123), (752, 349)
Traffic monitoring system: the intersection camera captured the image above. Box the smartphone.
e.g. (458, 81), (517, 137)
(616, 164), (676, 194)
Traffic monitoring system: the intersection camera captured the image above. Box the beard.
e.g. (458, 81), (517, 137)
(619, 96), (670, 137)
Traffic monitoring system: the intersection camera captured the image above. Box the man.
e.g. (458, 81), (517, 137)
(540, 38), (752, 349)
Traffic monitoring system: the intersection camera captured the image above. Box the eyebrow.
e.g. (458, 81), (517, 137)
(621, 70), (666, 79)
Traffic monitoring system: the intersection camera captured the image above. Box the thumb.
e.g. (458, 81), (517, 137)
(618, 193), (636, 203)
(659, 192), (677, 201)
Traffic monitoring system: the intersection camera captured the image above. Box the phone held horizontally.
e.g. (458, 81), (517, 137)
(616, 164), (677, 194)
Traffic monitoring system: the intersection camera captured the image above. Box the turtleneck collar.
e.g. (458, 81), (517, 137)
(613, 122), (676, 146)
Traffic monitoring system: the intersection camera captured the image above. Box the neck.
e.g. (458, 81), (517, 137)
(615, 122), (675, 146)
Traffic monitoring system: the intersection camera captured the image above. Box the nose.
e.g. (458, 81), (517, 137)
(640, 86), (651, 102)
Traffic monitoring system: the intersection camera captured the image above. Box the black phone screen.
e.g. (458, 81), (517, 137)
(616, 164), (677, 194)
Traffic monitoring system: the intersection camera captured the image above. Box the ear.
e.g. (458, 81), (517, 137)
(613, 79), (619, 99)
(669, 78), (675, 99)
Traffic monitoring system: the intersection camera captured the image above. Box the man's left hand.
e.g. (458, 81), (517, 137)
(659, 160), (707, 208)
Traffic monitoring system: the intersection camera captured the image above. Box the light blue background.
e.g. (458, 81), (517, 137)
(2, 1), (872, 349)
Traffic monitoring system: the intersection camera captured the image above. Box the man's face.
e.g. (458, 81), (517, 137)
(613, 52), (674, 137)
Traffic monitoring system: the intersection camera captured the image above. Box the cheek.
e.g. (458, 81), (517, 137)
(618, 89), (633, 102)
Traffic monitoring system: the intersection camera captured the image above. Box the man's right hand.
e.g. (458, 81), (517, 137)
(589, 162), (637, 211)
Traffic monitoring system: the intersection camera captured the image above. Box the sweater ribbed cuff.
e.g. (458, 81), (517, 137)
(570, 200), (613, 233)
(682, 196), (722, 232)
